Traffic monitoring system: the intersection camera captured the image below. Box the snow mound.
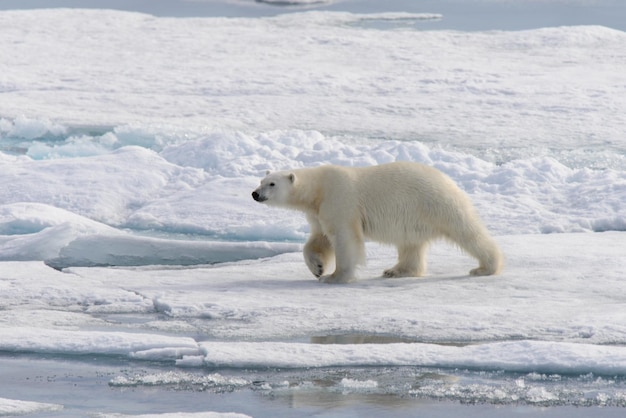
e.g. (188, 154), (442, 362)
(0, 202), (120, 261)
(0, 327), (200, 360)
(195, 340), (626, 376)
(0, 397), (63, 416)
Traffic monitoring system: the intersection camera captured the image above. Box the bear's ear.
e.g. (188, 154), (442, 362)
(288, 173), (296, 183)
(265, 170), (271, 176)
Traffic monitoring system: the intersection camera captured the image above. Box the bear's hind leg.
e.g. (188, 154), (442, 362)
(383, 243), (427, 278)
(448, 226), (503, 276)
(304, 233), (334, 278)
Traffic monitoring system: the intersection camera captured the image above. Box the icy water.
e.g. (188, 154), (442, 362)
(3, 350), (626, 417)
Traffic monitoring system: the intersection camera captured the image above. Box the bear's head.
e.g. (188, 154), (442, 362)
(252, 171), (296, 207)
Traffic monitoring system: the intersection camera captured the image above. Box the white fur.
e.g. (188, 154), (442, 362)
(252, 162), (503, 283)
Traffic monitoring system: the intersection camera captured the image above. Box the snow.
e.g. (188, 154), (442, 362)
(0, 397), (63, 416)
(2, 233), (625, 371)
(0, 327), (200, 359)
(0, 5), (625, 415)
(46, 234), (300, 269)
(195, 340), (626, 375)
(0, 9), (624, 148)
(0, 132), (624, 252)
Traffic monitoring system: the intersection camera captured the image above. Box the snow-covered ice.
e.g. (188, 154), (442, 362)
(0, 4), (625, 416)
(0, 397), (63, 416)
(1, 9), (625, 148)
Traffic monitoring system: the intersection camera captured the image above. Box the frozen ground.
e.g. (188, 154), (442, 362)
(0, 1), (625, 416)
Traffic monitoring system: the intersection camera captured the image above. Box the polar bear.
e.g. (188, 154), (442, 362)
(252, 162), (502, 283)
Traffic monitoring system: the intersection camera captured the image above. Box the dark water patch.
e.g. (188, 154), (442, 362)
(345, 14), (442, 31)
(256, 0), (329, 7)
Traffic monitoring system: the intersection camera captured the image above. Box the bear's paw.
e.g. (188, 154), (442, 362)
(305, 253), (325, 278)
(470, 266), (496, 276)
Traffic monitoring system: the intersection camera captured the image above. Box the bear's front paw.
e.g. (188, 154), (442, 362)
(383, 268), (399, 278)
(305, 253), (325, 278)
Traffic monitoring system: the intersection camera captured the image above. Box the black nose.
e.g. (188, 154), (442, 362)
(252, 191), (260, 201)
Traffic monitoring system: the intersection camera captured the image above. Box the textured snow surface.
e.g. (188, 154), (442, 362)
(1, 6), (625, 415)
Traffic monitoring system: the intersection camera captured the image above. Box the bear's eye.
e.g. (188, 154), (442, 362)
(269, 182), (275, 187)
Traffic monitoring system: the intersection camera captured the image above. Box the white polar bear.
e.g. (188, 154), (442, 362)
(252, 162), (503, 283)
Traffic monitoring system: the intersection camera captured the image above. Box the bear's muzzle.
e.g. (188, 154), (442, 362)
(252, 191), (266, 202)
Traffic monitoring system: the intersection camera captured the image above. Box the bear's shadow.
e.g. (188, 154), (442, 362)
(237, 274), (474, 289)
(354, 274), (474, 288)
